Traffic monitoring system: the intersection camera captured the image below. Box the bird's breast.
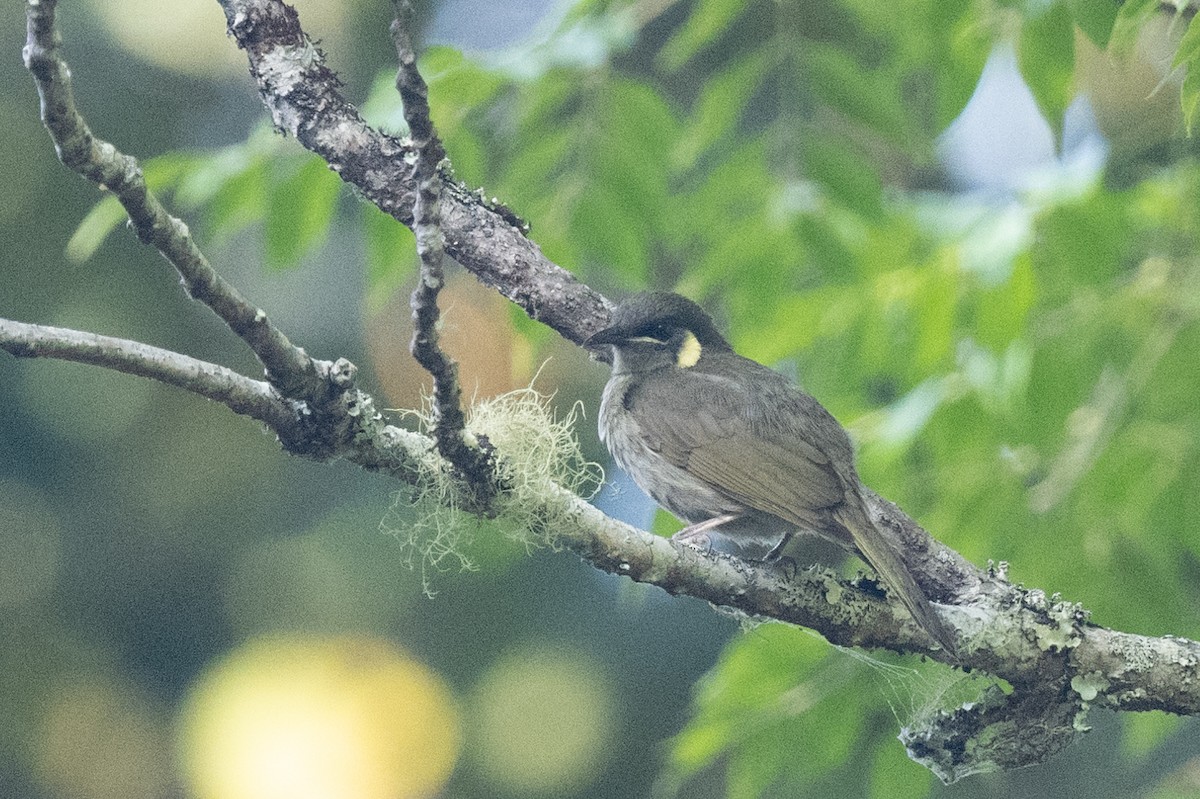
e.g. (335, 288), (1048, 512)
(598, 373), (745, 524)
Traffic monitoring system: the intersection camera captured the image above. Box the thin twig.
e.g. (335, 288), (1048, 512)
(390, 0), (495, 494)
(22, 0), (322, 399)
(0, 318), (297, 433)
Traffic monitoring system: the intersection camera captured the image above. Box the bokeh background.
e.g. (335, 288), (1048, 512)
(2, 1), (1200, 798)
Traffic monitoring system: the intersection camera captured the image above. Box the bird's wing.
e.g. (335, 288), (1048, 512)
(630, 360), (958, 652)
(628, 364), (849, 536)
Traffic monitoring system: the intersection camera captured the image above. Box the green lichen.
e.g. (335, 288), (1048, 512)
(1032, 594), (1085, 653)
(1070, 671), (1109, 702)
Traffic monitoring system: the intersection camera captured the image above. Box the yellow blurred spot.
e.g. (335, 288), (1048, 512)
(178, 634), (460, 799)
(471, 646), (616, 795)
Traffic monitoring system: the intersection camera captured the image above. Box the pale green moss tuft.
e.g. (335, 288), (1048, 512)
(382, 385), (604, 595)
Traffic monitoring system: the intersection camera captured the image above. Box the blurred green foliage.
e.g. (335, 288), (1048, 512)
(410, 0), (1200, 794)
(12, 0), (1200, 797)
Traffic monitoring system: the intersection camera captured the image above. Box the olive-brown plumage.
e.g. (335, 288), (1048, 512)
(587, 292), (955, 652)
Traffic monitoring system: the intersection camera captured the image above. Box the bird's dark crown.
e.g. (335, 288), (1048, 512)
(587, 292), (732, 350)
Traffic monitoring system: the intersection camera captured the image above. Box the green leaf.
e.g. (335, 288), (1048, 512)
(570, 185), (649, 281)
(659, 0), (747, 70)
(264, 156), (343, 270)
(362, 203), (415, 313)
(66, 151), (201, 261)
(674, 50), (769, 170)
(1066, 0), (1118, 48)
(801, 134), (884, 219)
(1175, 16), (1200, 134)
(912, 261), (959, 369)
(65, 196), (126, 263)
(1109, 0), (1158, 54)
(930, 0), (993, 130)
(426, 54), (510, 184)
(202, 159), (268, 246)
(423, 46), (508, 109)
(649, 508), (683, 538)
(1017, 1), (1076, 140)
(869, 731), (934, 799)
(727, 743), (781, 799)
(173, 126), (278, 210)
(1173, 11), (1200, 70)
(667, 625), (868, 795)
(975, 255), (1036, 351)
(360, 70), (410, 133)
(805, 44), (912, 146)
(142, 150), (206, 192)
(498, 128), (574, 212)
(560, 78), (677, 279)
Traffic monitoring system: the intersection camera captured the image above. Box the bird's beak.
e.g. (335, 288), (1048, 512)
(584, 325), (622, 365)
(584, 326), (623, 347)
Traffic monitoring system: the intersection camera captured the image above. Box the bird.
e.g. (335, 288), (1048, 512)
(586, 291), (956, 653)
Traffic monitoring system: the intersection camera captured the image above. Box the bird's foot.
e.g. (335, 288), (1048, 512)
(671, 514), (738, 552)
(672, 529), (713, 551)
(762, 531), (794, 562)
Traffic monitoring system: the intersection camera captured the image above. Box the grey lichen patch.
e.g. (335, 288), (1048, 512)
(1070, 671), (1109, 702)
(471, 186), (529, 234)
(902, 681), (1084, 784)
(313, 119), (372, 154)
(1030, 592), (1086, 653)
(819, 568), (884, 632)
(1068, 668), (1106, 732)
(382, 386), (603, 594)
(901, 683), (1011, 784)
(259, 43), (316, 97)
(365, 168), (394, 192)
(821, 573), (844, 606)
(269, 104), (304, 139)
(1117, 635), (1157, 673)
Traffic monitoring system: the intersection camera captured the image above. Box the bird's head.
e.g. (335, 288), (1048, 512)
(585, 292), (732, 375)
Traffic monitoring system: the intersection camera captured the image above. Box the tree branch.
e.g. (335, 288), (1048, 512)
(0, 319), (295, 433)
(390, 0), (495, 495)
(214, 0), (613, 346)
(9, 0), (1200, 784)
(23, 0), (323, 399)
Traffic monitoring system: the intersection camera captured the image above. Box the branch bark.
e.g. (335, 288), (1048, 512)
(215, 0), (613, 345)
(0, 319), (295, 433)
(390, 0), (495, 495)
(7, 0), (1200, 784)
(23, 0), (321, 399)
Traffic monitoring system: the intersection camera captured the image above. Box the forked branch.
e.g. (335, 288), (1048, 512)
(5, 0), (1198, 784)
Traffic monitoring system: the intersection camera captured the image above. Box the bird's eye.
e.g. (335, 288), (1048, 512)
(646, 324), (674, 342)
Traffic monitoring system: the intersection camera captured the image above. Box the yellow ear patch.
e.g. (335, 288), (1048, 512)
(676, 330), (702, 368)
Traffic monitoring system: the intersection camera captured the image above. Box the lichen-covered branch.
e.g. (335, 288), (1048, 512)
(8, 0), (1200, 784)
(4, 310), (1200, 782)
(390, 0), (495, 494)
(23, 0), (321, 399)
(214, 0), (613, 345)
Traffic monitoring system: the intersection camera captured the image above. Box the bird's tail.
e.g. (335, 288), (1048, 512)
(835, 489), (957, 656)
